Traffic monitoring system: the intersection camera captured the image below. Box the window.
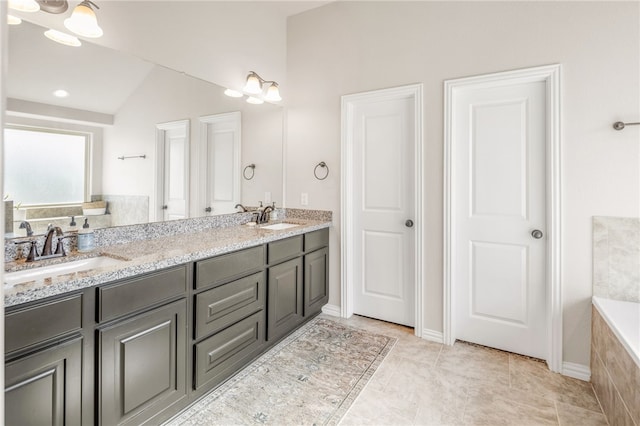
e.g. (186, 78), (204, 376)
(4, 126), (90, 206)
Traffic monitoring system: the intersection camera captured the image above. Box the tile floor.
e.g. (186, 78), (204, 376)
(333, 314), (609, 426)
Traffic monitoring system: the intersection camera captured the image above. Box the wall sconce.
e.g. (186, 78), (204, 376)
(64, 0), (103, 38)
(225, 71), (282, 104)
(9, 0), (103, 46)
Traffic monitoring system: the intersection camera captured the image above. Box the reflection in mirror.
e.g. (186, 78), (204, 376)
(5, 20), (283, 239)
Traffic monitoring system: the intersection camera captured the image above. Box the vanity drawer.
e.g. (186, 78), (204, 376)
(195, 271), (265, 339)
(5, 294), (83, 354)
(196, 246), (264, 289)
(194, 311), (265, 389)
(304, 228), (329, 252)
(97, 265), (187, 322)
(268, 235), (303, 265)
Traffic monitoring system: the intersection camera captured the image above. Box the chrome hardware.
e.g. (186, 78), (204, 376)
(405, 219), (414, 228)
(531, 229), (543, 239)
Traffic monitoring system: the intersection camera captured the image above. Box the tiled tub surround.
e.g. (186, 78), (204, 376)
(591, 299), (639, 425)
(4, 208), (331, 307)
(593, 216), (640, 302)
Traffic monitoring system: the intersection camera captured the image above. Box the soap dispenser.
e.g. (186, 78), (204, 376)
(77, 218), (95, 252)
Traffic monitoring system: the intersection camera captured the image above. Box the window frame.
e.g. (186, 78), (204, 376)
(4, 124), (93, 208)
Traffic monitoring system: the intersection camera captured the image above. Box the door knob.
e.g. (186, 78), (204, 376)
(204, 207), (212, 213)
(162, 205), (168, 210)
(531, 229), (543, 239)
(405, 219), (414, 228)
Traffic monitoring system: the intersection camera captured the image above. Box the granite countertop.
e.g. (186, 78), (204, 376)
(4, 219), (330, 308)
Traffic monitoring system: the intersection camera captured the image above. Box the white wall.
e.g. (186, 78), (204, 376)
(286, 1), (640, 367)
(102, 65), (283, 221)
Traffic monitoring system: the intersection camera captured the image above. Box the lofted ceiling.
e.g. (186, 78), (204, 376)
(8, 1), (332, 107)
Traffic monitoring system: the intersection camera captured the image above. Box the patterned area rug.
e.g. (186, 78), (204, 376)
(168, 317), (396, 426)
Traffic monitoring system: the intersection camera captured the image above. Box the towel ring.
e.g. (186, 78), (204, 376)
(314, 161), (329, 180)
(243, 164), (256, 180)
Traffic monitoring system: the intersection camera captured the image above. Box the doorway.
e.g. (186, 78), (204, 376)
(443, 65), (562, 371)
(341, 84), (424, 335)
(156, 119), (190, 222)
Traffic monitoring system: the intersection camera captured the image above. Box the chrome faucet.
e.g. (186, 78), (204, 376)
(41, 226), (65, 258)
(19, 221), (33, 236)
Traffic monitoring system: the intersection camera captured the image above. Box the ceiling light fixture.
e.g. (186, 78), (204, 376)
(8, 0), (40, 12)
(246, 96), (264, 105)
(224, 89), (243, 98)
(64, 0), (103, 38)
(53, 89), (69, 98)
(7, 15), (23, 25)
(44, 29), (81, 46)
(242, 71), (282, 102)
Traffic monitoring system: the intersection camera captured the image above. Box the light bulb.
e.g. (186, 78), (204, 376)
(44, 29), (82, 47)
(264, 83), (282, 102)
(243, 73), (262, 94)
(64, 1), (103, 38)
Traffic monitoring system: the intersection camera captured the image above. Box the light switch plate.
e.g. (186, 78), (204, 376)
(301, 193), (309, 206)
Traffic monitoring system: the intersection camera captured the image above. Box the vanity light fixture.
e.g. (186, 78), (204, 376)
(7, 15), (23, 25)
(242, 71), (282, 102)
(8, 0), (40, 12)
(64, 0), (103, 38)
(44, 29), (81, 47)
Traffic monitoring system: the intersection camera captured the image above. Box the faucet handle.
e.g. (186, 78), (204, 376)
(13, 240), (39, 262)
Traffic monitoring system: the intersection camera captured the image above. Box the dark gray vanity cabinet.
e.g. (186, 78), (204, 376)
(96, 266), (188, 426)
(303, 229), (330, 317)
(193, 246), (266, 393)
(267, 236), (304, 341)
(5, 293), (84, 426)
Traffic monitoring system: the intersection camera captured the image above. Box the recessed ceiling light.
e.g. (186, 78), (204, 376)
(224, 89), (243, 98)
(246, 97), (264, 105)
(44, 29), (82, 47)
(7, 15), (22, 25)
(53, 89), (69, 98)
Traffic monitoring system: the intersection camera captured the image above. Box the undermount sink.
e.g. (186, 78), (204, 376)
(260, 222), (301, 231)
(5, 256), (125, 286)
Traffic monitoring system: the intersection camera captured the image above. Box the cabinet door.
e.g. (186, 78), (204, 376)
(5, 337), (82, 426)
(267, 257), (303, 341)
(99, 300), (186, 426)
(304, 247), (329, 317)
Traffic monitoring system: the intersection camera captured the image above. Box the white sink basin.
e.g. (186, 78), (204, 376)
(260, 222), (300, 231)
(5, 256), (125, 286)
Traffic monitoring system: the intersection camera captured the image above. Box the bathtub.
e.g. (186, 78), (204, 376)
(591, 296), (640, 425)
(592, 296), (640, 367)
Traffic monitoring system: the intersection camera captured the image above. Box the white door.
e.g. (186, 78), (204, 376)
(452, 80), (547, 358)
(156, 120), (189, 221)
(349, 92), (417, 327)
(200, 112), (241, 216)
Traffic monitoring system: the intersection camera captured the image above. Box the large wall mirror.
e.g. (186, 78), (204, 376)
(5, 20), (283, 238)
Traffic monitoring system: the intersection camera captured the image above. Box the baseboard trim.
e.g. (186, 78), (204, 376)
(421, 328), (444, 344)
(562, 362), (591, 381)
(321, 304), (341, 317)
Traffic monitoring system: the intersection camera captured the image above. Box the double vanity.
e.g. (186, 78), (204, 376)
(4, 210), (331, 425)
